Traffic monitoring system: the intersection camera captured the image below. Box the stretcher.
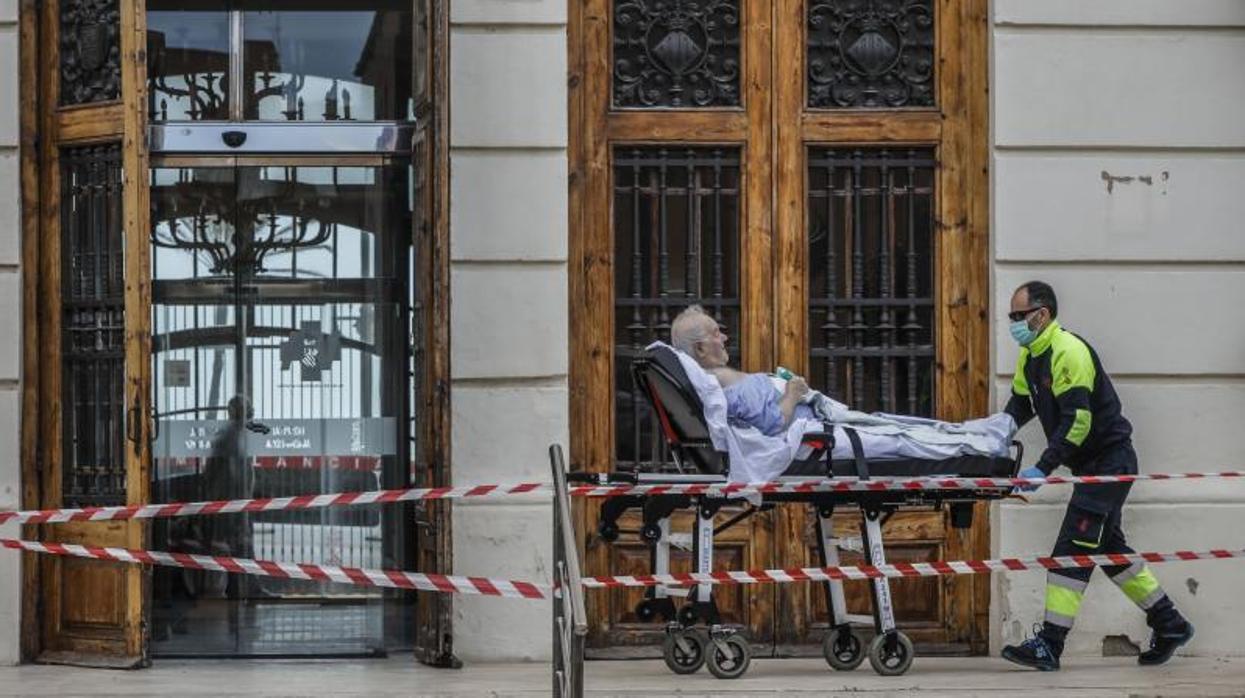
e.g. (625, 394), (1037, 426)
(575, 345), (1023, 678)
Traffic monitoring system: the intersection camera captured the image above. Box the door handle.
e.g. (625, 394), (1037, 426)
(127, 389), (144, 456)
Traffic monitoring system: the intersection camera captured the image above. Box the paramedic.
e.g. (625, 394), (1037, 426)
(1000, 281), (1193, 671)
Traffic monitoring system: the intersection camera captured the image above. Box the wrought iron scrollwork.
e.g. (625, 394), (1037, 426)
(807, 149), (936, 415)
(807, 0), (934, 109)
(614, 148), (742, 470)
(614, 0), (741, 109)
(61, 144), (127, 507)
(60, 0), (122, 105)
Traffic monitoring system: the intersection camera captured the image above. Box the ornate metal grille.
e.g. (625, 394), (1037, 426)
(613, 0), (741, 109)
(614, 148), (741, 469)
(807, 148), (936, 416)
(61, 144), (127, 506)
(807, 0), (935, 109)
(60, 0), (122, 105)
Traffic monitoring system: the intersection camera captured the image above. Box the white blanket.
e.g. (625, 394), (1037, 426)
(647, 342), (1016, 483)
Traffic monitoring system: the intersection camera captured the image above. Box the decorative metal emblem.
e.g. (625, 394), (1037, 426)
(60, 0), (121, 105)
(614, 0), (741, 108)
(280, 321), (343, 382)
(808, 0), (935, 109)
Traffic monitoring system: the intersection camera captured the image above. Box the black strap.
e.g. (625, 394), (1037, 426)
(819, 421), (837, 477)
(843, 427), (869, 480)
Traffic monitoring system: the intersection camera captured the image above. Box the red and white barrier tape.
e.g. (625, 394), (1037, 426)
(3, 537), (1239, 597)
(0, 538), (548, 599)
(1, 472), (1241, 526)
(568, 471), (1245, 498)
(0, 483), (546, 526)
(582, 548), (1245, 589)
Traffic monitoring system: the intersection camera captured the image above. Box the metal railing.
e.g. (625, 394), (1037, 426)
(550, 445), (587, 697)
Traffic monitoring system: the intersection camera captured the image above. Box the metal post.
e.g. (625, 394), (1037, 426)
(550, 445), (587, 698)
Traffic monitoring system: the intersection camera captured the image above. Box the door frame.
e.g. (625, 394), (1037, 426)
(19, 0), (152, 666)
(567, 0), (991, 652)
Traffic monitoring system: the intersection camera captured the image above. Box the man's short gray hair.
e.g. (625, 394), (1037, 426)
(671, 305), (713, 354)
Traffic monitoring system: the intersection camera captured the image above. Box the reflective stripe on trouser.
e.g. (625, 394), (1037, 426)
(1044, 572), (1089, 629)
(1108, 562), (1167, 611)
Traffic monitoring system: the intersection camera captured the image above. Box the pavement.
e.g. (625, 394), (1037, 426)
(0, 655), (1242, 696)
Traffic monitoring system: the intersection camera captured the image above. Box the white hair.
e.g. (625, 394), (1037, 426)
(670, 305), (713, 355)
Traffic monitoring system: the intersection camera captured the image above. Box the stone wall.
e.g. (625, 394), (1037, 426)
(447, 0), (568, 662)
(0, 0), (23, 667)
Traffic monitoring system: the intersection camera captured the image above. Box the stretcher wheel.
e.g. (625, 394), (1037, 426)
(662, 629), (706, 675)
(641, 524), (662, 543)
(677, 604), (699, 626)
(705, 634), (751, 680)
(822, 627), (865, 671)
(867, 631), (914, 676)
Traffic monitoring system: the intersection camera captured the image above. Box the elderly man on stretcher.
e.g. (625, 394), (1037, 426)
(664, 305), (1016, 483)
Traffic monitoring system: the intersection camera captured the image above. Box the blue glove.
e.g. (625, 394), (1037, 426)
(1016, 466), (1046, 493)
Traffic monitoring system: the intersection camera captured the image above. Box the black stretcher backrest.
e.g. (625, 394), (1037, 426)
(630, 346), (726, 475)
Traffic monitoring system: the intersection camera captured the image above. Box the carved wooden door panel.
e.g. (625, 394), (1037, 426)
(31, 0), (152, 666)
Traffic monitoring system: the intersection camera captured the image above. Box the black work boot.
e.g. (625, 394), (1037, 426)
(1002, 624), (1061, 671)
(1139, 621), (1194, 666)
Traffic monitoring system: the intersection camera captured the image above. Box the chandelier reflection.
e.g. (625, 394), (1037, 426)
(152, 197), (334, 276)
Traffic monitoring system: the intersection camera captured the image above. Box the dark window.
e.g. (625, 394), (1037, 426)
(613, 0), (741, 109)
(60, 0), (122, 105)
(147, 5), (232, 121)
(807, 148), (936, 415)
(61, 144), (127, 506)
(614, 147), (741, 469)
(807, 0), (935, 109)
(243, 2), (413, 122)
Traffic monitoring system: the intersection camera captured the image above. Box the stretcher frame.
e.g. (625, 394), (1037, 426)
(578, 347), (1023, 678)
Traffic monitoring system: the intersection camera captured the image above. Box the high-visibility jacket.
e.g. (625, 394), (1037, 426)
(1004, 321), (1134, 475)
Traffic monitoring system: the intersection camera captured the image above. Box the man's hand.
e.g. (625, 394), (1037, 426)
(778, 376), (811, 428)
(783, 376), (810, 401)
(1016, 466), (1046, 493)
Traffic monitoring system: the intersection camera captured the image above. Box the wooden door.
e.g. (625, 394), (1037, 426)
(27, 0), (152, 666)
(570, 0), (780, 654)
(771, 0), (991, 653)
(570, 0), (989, 655)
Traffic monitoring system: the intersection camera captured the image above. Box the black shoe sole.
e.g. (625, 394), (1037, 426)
(1139, 624), (1195, 666)
(1002, 647), (1060, 672)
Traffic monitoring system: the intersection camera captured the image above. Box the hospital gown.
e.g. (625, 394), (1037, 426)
(723, 374), (815, 436)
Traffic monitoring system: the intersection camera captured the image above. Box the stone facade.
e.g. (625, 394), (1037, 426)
(0, 0), (22, 668)
(447, 0), (567, 662)
(2, 0), (1243, 667)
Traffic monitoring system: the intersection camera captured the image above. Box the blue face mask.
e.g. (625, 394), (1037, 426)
(1010, 319), (1039, 346)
